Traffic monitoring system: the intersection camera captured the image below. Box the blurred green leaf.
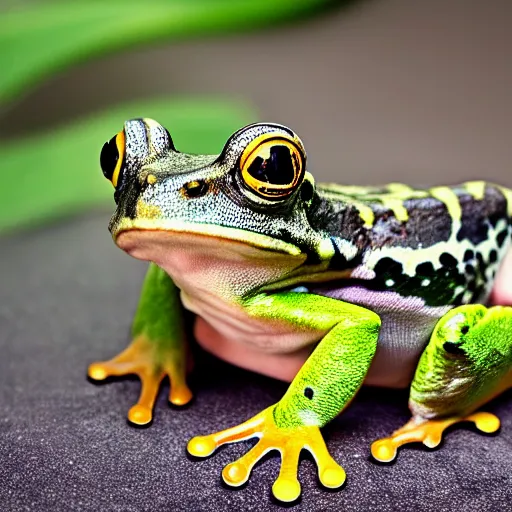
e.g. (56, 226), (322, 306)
(0, 96), (255, 234)
(0, 0), (335, 102)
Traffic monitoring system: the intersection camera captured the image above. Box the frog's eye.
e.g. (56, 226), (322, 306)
(239, 135), (305, 199)
(100, 130), (125, 187)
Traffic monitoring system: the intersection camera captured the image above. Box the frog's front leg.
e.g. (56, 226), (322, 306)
(371, 304), (512, 463)
(88, 263), (192, 425)
(188, 292), (380, 502)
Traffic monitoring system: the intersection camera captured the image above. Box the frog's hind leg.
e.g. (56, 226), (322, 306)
(88, 263), (192, 425)
(371, 304), (512, 463)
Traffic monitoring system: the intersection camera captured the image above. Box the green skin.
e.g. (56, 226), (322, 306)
(132, 262), (185, 352)
(246, 292), (380, 429)
(92, 118), (512, 502)
(410, 305), (512, 419)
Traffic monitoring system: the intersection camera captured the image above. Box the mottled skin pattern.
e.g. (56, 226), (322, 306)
(89, 119), (512, 503)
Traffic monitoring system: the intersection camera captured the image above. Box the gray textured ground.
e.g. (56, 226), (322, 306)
(0, 213), (511, 512)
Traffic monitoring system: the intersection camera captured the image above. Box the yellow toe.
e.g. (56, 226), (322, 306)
(88, 363), (107, 380)
(272, 477), (301, 502)
(169, 386), (193, 406)
(222, 462), (250, 487)
(128, 404), (152, 425)
(320, 465), (346, 488)
(470, 412), (500, 433)
(370, 439), (397, 463)
(187, 435), (217, 457)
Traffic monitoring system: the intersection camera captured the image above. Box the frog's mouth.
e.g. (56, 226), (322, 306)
(114, 218), (303, 258)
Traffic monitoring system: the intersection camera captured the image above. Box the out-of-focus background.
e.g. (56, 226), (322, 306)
(1, 0), (511, 234)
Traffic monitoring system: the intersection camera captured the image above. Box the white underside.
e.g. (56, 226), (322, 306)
(117, 229), (453, 389)
(185, 287), (451, 389)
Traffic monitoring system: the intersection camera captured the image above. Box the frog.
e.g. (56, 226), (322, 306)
(89, 118), (512, 503)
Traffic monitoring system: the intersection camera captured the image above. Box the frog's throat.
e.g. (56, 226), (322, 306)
(113, 218), (302, 256)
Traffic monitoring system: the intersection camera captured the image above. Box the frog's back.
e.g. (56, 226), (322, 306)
(314, 181), (510, 252)
(307, 181), (512, 387)
(311, 181), (512, 301)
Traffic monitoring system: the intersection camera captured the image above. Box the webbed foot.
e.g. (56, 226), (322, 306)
(370, 411), (500, 463)
(187, 405), (345, 503)
(88, 335), (192, 425)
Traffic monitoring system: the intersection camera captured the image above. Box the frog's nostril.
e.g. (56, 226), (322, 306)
(183, 180), (208, 199)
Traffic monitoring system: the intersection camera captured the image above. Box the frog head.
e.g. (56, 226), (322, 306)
(100, 119), (320, 287)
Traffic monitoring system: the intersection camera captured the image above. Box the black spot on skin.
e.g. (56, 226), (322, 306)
(346, 255), (470, 307)
(460, 325), (469, 335)
(463, 249), (474, 262)
(304, 387), (314, 400)
(443, 341), (465, 355)
(329, 238), (349, 269)
(439, 252), (458, 269)
(489, 212), (502, 228)
(452, 292), (465, 306)
(497, 229), (509, 248)
(300, 181), (314, 202)
(471, 285), (486, 302)
(456, 218), (488, 244)
(454, 273), (466, 285)
(476, 252), (486, 269)
(489, 249), (498, 264)
(416, 262), (435, 276)
(456, 186), (508, 245)
(377, 255), (471, 306)
(465, 264), (476, 275)
(374, 257), (403, 277)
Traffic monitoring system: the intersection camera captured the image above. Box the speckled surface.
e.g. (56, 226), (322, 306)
(1, 213), (511, 511)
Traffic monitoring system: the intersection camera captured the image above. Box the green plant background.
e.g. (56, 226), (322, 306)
(0, 0), (335, 234)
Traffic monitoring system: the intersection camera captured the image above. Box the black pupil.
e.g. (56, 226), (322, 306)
(247, 145), (296, 185)
(100, 135), (119, 181)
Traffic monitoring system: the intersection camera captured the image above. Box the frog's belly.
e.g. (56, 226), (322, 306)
(182, 289), (330, 383)
(181, 290), (327, 355)
(184, 286), (452, 389)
